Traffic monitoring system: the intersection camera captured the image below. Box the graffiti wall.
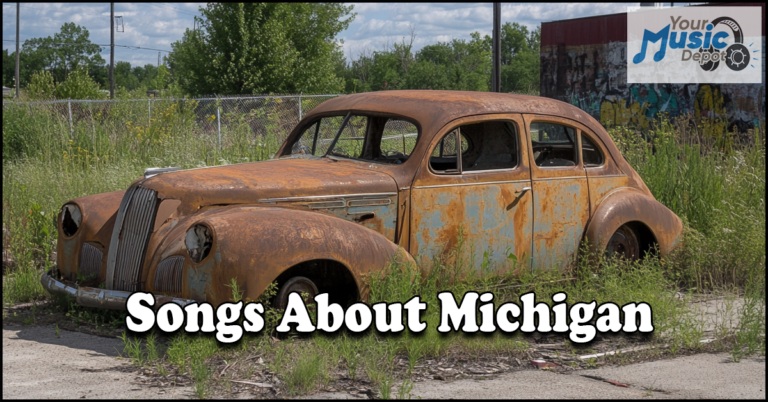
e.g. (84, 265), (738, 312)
(540, 5), (765, 131)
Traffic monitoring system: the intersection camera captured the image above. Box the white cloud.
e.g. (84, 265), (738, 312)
(2, 3), (201, 68)
(338, 3), (638, 60)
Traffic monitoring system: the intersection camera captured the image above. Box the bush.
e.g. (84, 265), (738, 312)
(27, 70), (56, 100)
(54, 65), (105, 100)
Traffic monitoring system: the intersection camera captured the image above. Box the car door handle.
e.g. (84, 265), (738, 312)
(515, 187), (532, 195)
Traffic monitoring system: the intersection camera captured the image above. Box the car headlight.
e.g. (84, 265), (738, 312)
(60, 204), (82, 237)
(185, 224), (213, 263)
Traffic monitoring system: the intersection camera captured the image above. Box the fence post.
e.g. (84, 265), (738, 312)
(68, 100), (73, 137)
(217, 106), (221, 150)
(298, 91), (302, 121)
(148, 99), (152, 128)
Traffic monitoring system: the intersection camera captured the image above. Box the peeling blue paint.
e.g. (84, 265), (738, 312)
(412, 182), (532, 272)
(531, 179), (589, 271)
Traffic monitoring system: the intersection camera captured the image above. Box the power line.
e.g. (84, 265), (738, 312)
(3, 39), (172, 52)
(113, 44), (172, 53)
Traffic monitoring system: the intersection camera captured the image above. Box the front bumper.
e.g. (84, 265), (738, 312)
(41, 269), (197, 310)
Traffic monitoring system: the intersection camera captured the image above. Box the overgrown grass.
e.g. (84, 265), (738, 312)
(2, 102), (764, 397)
(612, 116), (765, 291)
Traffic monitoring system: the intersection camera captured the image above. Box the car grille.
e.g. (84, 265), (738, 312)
(79, 243), (103, 278)
(154, 256), (184, 294)
(105, 186), (158, 291)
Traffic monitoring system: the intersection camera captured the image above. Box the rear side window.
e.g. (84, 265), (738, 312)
(291, 115), (351, 156)
(380, 119), (418, 158)
(581, 134), (604, 167)
(530, 122), (578, 167)
(325, 115), (368, 159)
(287, 115), (419, 164)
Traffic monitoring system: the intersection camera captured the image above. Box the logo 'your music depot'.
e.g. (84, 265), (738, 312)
(627, 6), (762, 84)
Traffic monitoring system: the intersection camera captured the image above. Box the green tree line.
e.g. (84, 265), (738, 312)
(3, 3), (540, 98)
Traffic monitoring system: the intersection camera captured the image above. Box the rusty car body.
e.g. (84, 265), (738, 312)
(42, 91), (683, 310)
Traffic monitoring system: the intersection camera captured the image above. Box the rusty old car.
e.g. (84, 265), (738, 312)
(43, 90), (683, 310)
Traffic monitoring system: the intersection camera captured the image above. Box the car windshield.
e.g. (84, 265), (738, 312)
(283, 114), (419, 165)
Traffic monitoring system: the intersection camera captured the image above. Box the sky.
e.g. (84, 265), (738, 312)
(1, 3), (648, 68)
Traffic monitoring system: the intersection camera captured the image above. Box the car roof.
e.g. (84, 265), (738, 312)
(307, 90), (608, 140)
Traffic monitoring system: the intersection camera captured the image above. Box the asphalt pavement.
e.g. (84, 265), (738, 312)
(3, 323), (764, 399)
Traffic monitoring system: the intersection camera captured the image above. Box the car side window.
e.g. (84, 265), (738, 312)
(430, 120), (519, 173)
(581, 134), (604, 167)
(530, 122), (578, 167)
(325, 115), (368, 159)
(430, 129), (467, 172)
(380, 119), (418, 158)
(460, 121), (519, 171)
(291, 115), (353, 156)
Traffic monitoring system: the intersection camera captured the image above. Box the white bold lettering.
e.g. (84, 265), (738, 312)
(157, 303), (184, 332)
(315, 293), (344, 332)
(372, 303), (405, 332)
(276, 293), (316, 333)
(437, 292), (479, 333)
(345, 303), (373, 332)
(520, 292), (552, 332)
(125, 292), (155, 333)
(243, 302), (265, 332)
(404, 297), (427, 332)
(216, 302), (243, 343)
(569, 301), (596, 343)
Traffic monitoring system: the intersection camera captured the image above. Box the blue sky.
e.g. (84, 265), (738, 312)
(2, 3), (640, 67)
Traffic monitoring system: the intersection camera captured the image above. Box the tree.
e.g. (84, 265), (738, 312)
(499, 23), (541, 93)
(22, 23), (105, 84)
(168, 3), (355, 95)
(407, 34), (492, 91)
(3, 49), (14, 87)
(115, 61), (140, 90)
(340, 28), (491, 93)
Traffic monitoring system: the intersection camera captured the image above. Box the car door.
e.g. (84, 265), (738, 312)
(523, 115), (591, 271)
(409, 114), (533, 271)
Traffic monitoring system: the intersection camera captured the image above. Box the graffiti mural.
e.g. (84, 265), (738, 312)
(540, 39), (765, 132)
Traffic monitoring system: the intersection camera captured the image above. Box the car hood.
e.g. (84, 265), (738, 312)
(141, 157), (398, 213)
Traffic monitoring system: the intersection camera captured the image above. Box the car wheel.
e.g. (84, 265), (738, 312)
(274, 276), (319, 310)
(606, 225), (640, 260)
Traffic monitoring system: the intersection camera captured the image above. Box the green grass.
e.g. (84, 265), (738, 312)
(3, 103), (765, 396)
(611, 116), (765, 291)
(284, 351), (325, 395)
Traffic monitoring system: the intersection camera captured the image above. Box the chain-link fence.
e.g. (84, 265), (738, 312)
(2, 94), (341, 149)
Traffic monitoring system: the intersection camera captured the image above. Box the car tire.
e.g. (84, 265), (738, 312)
(606, 224), (641, 261)
(274, 276), (319, 310)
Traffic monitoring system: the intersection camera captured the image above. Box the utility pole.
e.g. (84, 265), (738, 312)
(110, 2), (115, 99)
(158, 52), (161, 67)
(492, 2), (501, 92)
(15, 2), (20, 98)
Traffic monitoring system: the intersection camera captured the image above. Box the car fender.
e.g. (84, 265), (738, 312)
(584, 188), (683, 257)
(147, 206), (415, 305)
(56, 190), (125, 279)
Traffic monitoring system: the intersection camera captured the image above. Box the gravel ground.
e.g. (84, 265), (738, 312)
(2, 324), (191, 399)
